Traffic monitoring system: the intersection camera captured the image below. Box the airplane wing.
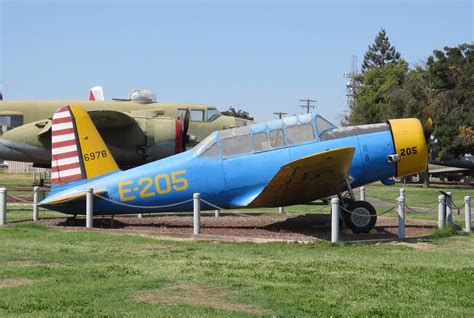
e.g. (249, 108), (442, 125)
(88, 110), (136, 128)
(247, 147), (355, 208)
(37, 110), (137, 136)
(429, 164), (468, 174)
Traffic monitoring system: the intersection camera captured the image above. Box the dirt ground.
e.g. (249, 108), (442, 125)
(36, 213), (435, 242)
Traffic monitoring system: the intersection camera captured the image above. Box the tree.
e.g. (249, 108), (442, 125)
(361, 28), (401, 73)
(221, 107), (254, 121)
(350, 60), (409, 124)
(425, 44), (474, 158)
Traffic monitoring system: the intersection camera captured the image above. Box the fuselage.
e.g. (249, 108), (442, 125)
(41, 113), (427, 215)
(0, 100), (241, 166)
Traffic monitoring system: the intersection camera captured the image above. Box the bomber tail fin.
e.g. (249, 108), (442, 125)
(89, 86), (104, 101)
(51, 104), (119, 186)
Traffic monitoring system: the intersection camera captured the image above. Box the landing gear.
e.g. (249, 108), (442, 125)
(338, 179), (377, 233)
(342, 200), (377, 233)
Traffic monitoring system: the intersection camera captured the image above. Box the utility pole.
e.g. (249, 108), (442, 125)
(340, 55), (359, 127)
(299, 98), (316, 113)
(344, 55), (358, 104)
(273, 112), (287, 119)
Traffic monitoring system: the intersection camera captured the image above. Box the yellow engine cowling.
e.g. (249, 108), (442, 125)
(387, 118), (428, 177)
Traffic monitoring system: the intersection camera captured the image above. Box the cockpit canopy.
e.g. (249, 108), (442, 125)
(128, 89), (157, 103)
(194, 113), (337, 158)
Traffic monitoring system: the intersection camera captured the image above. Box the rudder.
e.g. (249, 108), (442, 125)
(51, 104), (119, 185)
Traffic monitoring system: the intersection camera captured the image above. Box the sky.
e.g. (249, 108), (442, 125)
(1, 0), (472, 124)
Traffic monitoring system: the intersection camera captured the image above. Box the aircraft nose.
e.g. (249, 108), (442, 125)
(0, 138), (22, 161)
(387, 118), (428, 177)
(0, 137), (50, 163)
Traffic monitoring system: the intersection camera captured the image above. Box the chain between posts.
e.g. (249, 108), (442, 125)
(451, 200), (462, 215)
(93, 193), (193, 209)
(199, 198), (253, 217)
(404, 204), (439, 214)
(339, 201), (399, 218)
(6, 193), (34, 204)
(200, 198), (332, 216)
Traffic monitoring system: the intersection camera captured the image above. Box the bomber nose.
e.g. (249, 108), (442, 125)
(387, 118), (428, 177)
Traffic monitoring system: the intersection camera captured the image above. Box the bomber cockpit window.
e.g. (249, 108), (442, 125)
(207, 108), (221, 121)
(286, 123), (315, 145)
(252, 132), (271, 151)
(194, 134), (218, 157)
(191, 110), (205, 122)
(315, 116), (336, 138)
(269, 129), (286, 148)
(0, 115), (23, 131)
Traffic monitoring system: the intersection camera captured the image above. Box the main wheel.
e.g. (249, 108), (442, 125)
(342, 201), (377, 233)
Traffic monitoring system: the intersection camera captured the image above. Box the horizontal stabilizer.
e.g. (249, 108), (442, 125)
(248, 147), (355, 207)
(39, 188), (107, 206)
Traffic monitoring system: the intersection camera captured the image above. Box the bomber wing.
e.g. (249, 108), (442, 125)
(88, 110), (137, 128)
(247, 147), (355, 208)
(36, 110), (138, 135)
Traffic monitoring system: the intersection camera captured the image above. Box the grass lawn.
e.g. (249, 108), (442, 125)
(0, 174), (473, 316)
(362, 182), (472, 210)
(0, 224), (473, 317)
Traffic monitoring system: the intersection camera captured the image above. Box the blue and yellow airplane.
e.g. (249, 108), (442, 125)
(40, 104), (429, 233)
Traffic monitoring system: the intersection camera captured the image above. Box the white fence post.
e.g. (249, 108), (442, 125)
(193, 193), (201, 235)
(278, 207), (284, 214)
(446, 192), (453, 225)
(33, 186), (39, 221)
(214, 210), (220, 218)
(398, 196), (405, 240)
(359, 186), (365, 201)
(331, 197), (339, 243)
(0, 188), (6, 225)
(438, 194), (445, 229)
(86, 188), (93, 228)
(399, 188), (405, 200)
(137, 213), (143, 219)
(465, 196), (471, 233)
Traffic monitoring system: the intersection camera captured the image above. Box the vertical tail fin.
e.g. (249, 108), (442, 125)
(51, 104), (119, 185)
(89, 86), (104, 101)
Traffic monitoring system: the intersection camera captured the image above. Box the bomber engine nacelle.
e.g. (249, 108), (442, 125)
(387, 118), (428, 177)
(133, 116), (184, 163)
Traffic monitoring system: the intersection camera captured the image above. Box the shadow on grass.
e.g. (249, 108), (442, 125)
(47, 213), (437, 242)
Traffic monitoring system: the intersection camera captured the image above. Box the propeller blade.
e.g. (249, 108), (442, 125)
(181, 108), (190, 151)
(423, 118), (433, 141)
(183, 108), (190, 136)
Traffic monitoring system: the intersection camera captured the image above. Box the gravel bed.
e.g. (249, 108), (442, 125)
(37, 213), (435, 242)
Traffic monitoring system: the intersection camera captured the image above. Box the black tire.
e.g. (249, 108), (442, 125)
(342, 200), (377, 233)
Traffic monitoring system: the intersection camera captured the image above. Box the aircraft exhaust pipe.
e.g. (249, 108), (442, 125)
(387, 154), (401, 163)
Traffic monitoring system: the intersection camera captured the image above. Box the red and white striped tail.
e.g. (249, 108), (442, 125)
(51, 106), (85, 185)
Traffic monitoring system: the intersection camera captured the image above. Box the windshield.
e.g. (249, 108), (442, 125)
(193, 134), (218, 157)
(207, 108), (221, 121)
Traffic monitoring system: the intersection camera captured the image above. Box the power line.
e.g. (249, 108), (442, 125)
(299, 98), (316, 113)
(273, 112), (287, 119)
